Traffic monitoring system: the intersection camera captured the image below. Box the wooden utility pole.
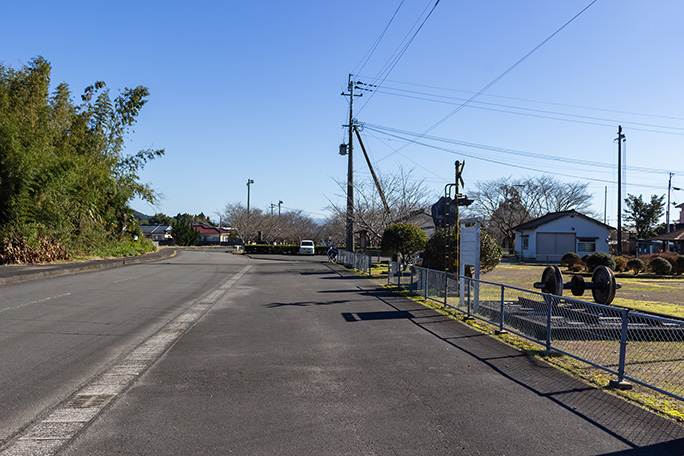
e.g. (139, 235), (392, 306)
(616, 126), (625, 255)
(341, 74), (361, 252)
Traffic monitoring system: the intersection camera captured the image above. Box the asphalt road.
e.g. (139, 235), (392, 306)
(2, 251), (683, 455)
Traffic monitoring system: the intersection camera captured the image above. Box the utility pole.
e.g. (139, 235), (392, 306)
(616, 126), (625, 255)
(341, 74), (362, 252)
(246, 178), (254, 214)
(604, 186), (607, 225)
(666, 173), (675, 252)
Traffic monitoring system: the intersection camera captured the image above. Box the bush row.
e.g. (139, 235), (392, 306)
(243, 244), (328, 255)
(560, 251), (684, 275)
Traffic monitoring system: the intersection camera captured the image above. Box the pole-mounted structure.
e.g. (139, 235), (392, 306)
(341, 74), (362, 252)
(616, 126), (625, 255)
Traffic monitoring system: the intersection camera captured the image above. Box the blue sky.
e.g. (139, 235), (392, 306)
(4, 1), (684, 225)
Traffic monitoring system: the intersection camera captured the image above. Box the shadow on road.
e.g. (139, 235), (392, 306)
(264, 299), (350, 308)
(341, 310), (413, 322)
(342, 283), (684, 452)
(597, 438), (684, 455)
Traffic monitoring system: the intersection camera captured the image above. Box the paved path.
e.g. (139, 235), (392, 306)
(2, 252), (683, 455)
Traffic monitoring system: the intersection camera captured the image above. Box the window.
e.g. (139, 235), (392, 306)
(578, 241), (596, 252)
(522, 235), (529, 251)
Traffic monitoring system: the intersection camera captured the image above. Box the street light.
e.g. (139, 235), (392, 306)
(246, 179), (254, 214)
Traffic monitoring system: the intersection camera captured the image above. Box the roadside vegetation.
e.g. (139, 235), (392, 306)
(0, 57), (164, 264)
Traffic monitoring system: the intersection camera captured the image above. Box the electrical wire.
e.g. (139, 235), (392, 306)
(356, 0), (441, 115)
(363, 77), (684, 123)
(386, 0), (599, 156)
(364, 126), (669, 190)
(352, 0), (407, 76)
(363, 123), (683, 175)
(358, 86), (684, 136)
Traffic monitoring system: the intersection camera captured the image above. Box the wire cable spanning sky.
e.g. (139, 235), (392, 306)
(3, 1), (684, 224)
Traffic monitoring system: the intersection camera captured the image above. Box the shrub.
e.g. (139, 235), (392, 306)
(568, 263), (585, 273)
(626, 258), (646, 275)
(641, 252), (678, 273)
(560, 252), (582, 268)
(649, 257), (672, 275)
(584, 251), (616, 272)
(677, 255), (684, 275)
(422, 228), (502, 274)
(381, 223), (428, 264)
(612, 255), (628, 272)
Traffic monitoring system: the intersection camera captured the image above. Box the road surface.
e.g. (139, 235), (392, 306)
(1, 250), (682, 455)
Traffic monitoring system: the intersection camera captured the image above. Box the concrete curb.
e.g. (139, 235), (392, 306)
(0, 248), (178, 287)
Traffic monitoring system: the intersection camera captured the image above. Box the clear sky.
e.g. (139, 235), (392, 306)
(4, 1), (684, 226)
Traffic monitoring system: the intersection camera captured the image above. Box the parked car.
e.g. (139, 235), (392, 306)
(299, 240), (315, 255)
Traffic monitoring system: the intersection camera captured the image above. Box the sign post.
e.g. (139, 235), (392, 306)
(459, 217), (481, 312)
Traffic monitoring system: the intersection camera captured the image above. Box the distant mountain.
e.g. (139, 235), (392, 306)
(132, 209), (152, 222)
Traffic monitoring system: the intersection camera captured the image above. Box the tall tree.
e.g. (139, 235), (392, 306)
(327, 166), (433, 246)
(623, 194), (665, 239)
(0, 57), (164, 260)
(468, 176), (594, 248)
(221, 203), (323, 245)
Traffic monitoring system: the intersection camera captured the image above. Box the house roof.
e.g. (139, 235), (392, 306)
(512, 210), (614, 232)
(141, 224), (171, 234)
(649, 227), (684, 242)
(394, 209), (433, 225)
(193, 223), (232, 235)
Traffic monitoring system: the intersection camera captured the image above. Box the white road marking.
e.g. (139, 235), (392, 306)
(0, 265), (252, 456)
(0, 293), (72, 314)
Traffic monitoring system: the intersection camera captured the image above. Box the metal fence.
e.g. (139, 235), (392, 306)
(388, 261), (684, 403)
(336, 250), (372, 276)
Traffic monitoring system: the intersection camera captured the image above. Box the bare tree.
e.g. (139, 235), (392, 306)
(327, 167), (433, 246)
(468, 176), (594, 248)
(222, 203), (266, 244)
(221, 203), (323, 245)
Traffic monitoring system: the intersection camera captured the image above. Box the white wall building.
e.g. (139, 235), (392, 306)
(513, 210), (613, 263)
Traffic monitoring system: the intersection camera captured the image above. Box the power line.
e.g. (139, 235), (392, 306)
(352, 0), (407, 76)
(386, 0), (599, 157)
(358, 85), (684, 136)
(362, 124), (676, 189)
(356, 0), (441, 115)
(360, 77), (684, 123)
(364, 123), (682, 175)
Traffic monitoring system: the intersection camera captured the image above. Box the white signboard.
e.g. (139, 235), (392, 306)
(459, 217), (482, 312)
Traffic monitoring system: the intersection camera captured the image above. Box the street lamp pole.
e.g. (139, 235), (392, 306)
(247, 179), (254, 214)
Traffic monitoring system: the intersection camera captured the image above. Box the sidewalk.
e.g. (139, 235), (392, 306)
(0, 247), (177, 286)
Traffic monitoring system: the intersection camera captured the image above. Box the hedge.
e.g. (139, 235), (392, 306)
(243, 244), (328, 255)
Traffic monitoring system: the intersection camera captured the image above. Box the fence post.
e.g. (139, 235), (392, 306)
(443, 272), (448, 307)
(544, 295), (553, 353)
(610, 309), (633, 390)
(497, 284), (506, 334)
(410, 267), (414, 295)
(423, 269), (428, 300)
